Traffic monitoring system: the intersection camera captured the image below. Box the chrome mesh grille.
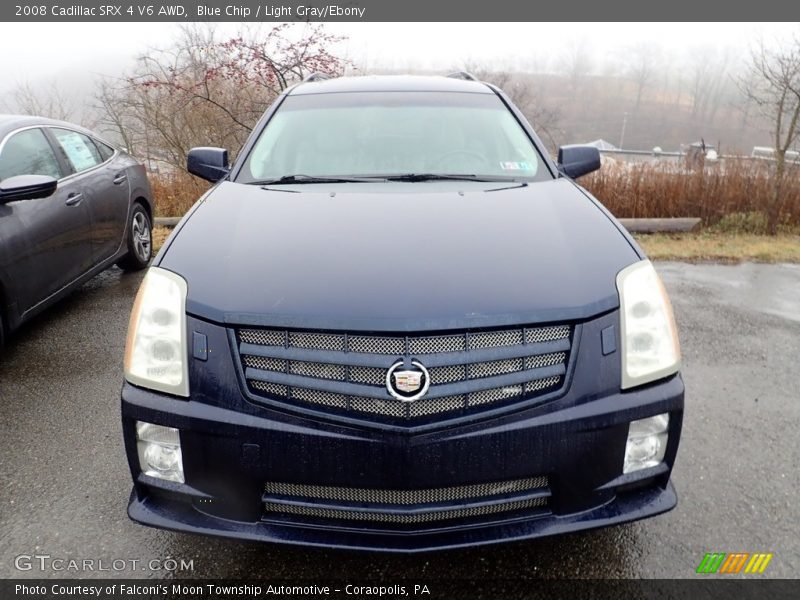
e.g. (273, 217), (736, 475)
(290, 387), (349, 408)
(243, 355), (286, 372)
(263, 476), (549, 524)
(240, 329), (285, 346)
(525, 376), (562, 393)
(468, 385), (523, 406)
(289, 361), (346, 381)
(408, 394), (465, 417)
(470, 329), (523, 349)
(526, 325), (571, 343)
(265, 476), (548, 504)
(264, 497), (547, 524)
(251, 381), (287, 396)
(240, 326), (569, 355)
(348, 335), (405, 355)
(349, 366), (386, 386)
(428, 364), (467, 384)
(350, 396), (406, 417)
(237, 324), (571, 422)
(289, 331), (344, 352)
(526, 352), (567, 369)
(409, 334), (466, 354)
(469, 357), (524, 379)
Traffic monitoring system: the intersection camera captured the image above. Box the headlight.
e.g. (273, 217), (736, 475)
(124, 267), (189, 396)
(617, 260), (681, 389)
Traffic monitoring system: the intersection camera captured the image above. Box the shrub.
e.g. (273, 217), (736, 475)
(582, 159), (800, 229)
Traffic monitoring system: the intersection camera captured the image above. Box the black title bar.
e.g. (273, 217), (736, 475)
(3, 0), (800, 22)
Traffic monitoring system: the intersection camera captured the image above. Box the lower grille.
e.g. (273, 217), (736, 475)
(265, 476), (548, 504)
(263, 476), (550, 525)
(263, 497), (548, 524)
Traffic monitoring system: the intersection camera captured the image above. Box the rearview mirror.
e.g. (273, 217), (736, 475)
(0, 174), (58, 203)
(557, 145), (601, 179)
(187, 147), (229, 182)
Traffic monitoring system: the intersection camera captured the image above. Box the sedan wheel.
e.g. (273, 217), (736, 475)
(117, 203), (152, 271)
(132, 211), (152, 263)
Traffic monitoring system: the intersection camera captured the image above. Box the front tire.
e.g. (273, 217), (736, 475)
(117, 203), (152, 272)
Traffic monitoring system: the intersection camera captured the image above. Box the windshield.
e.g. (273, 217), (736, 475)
(238, 91), (552, 183)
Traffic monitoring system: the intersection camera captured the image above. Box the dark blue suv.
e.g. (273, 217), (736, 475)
(121, 74), (683, 552)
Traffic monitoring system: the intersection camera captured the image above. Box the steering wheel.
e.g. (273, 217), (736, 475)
(431, 150), (487, 171)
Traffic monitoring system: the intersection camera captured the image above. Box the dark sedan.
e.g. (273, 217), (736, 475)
(0, 115), (153, 346)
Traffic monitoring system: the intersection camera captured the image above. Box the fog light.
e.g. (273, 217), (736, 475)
(136, 421), (184, 483)
(623, 413), (669, 474)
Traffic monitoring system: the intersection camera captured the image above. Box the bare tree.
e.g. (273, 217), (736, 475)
(10, 79), (82, 123)
(687, 47), (733, 126)
(740, 36), (800, 234)
(627, 42), (660, 114)
(561, 40), (593, 103)
(94, 24), (349, 171)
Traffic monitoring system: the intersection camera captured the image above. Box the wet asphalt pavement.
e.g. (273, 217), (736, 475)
(0, 262), (798, 581)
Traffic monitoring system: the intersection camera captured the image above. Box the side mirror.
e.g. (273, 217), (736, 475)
(557, 145), (601, 179)
(187, 147), (229, 182)
(0, 175), (58, 203)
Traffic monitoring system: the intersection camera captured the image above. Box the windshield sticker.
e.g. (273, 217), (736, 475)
(500, 161), (533, 171)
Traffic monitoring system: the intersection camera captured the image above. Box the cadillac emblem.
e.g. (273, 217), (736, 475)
(386, 360), (430, 401)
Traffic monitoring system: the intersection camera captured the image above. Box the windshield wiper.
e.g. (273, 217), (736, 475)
(251, 174), (383, 185)
(384, 173), (499, 182)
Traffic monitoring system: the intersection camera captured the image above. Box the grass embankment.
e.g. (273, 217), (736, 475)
(636, 233), (800, 263)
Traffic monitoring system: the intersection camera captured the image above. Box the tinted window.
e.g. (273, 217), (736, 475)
(51, 128), (102, 173)
(94, 139), (115, 162)
(240, 92), (550, 182)
(0, 128), (63, 181)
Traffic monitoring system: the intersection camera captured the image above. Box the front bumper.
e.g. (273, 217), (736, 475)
(128, 479), (677, 553)
(122, 318), (684, 553)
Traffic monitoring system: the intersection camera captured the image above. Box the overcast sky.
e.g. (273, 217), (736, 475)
(0, 22), (796, 97)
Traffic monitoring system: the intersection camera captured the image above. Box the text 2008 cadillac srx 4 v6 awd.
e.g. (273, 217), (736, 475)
(121, 74), (683, 552)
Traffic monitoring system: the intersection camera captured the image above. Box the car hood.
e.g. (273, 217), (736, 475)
(159, 179), (639, 331)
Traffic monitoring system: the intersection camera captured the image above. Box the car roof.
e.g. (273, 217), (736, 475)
(288, 75), (494, 96)
(0, 114), (101, 140)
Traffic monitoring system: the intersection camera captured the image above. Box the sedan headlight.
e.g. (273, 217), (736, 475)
(124, 267), (189, 396)
(617, 260), (681, 389)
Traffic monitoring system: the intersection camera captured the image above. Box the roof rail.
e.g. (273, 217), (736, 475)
(303, 72), (331, 83)
(446, 71), (478, 82)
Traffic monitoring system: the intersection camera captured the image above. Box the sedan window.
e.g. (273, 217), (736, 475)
(94, 139), (115, 162)
(51, 128), (103, 174)
(0, 128), (63, 181)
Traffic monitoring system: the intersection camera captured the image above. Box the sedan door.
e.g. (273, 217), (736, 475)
(47, 128), (129, 263)
(0, 127), (94, 317)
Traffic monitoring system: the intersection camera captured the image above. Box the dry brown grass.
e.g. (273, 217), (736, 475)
(150, 172), (210, 217)
(152, 226), (172, 252)
(636, 233), (800, 263)
(583, 160), (800, 229)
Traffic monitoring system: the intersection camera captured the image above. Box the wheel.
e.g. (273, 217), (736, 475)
(117, 203), (152, 271)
